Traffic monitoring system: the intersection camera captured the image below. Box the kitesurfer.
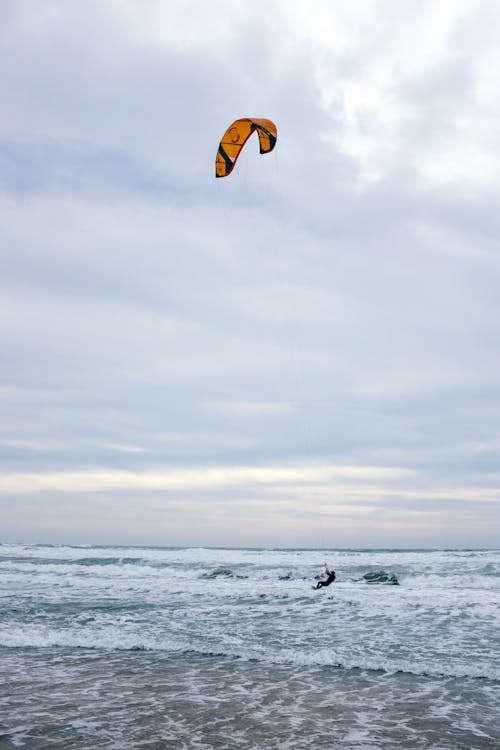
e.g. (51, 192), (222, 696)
(315, 565), (336, 589)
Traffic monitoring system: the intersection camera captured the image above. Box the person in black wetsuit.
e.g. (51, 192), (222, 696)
(315, 565), (336, 589)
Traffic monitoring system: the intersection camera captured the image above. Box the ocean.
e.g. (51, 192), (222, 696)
(0, 545), (499, 749)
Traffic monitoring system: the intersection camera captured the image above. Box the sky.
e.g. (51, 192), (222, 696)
(1, 0), (500, 548)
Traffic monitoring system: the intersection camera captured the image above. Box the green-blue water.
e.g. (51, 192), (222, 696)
(1, 544), (499, 748)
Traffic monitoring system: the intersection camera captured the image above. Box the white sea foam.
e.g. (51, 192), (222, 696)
(1, 547), (499, 692)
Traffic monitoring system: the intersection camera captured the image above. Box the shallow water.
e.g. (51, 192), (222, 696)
(1, 545), (499, 748)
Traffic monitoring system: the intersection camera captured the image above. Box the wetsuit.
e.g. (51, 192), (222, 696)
(315, 568), (336, 589)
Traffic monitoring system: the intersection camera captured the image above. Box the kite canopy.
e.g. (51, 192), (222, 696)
(215, 118), (277, 178)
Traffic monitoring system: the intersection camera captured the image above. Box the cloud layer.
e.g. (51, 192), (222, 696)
(1, 0), (500, 546)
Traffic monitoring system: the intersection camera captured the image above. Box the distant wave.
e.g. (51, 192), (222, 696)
(0, 555), (186, 570)
(363, 570), (399, 585)
(200, 567), (245, 579)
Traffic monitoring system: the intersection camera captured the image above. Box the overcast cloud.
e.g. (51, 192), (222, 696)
(1, 0), (500, 547)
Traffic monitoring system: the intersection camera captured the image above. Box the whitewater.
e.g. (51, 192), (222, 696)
(1, 544), (499, 749)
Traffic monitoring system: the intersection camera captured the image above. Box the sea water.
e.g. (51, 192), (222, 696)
(0, 545), (499, 749)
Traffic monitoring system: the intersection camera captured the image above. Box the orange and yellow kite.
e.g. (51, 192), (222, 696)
(215, 118), (277, 178)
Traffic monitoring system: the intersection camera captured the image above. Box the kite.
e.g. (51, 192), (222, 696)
(215, 118), (277, 178)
